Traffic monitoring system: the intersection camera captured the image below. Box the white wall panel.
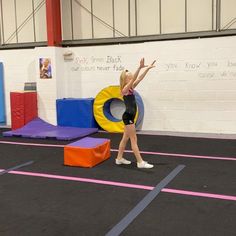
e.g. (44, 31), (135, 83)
(137, 0), (160, 35)
(187, 0), (213, 31)
(1, 0), (16, 43)
(34, 0), (46, 42)
(221, 0), (236, 30)
(114, 0), (129, 37)
(61, 0), (72, 40)
(161, 0), (185, 33)
(129, 0), (136, 36)
(93, 0), (113, 38)
(72, 0), (92, 39)
(16, 0), (34, 43)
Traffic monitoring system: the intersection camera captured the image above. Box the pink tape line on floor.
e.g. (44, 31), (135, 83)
(0, 141), (236, 161)
(1, 168), (235, 201)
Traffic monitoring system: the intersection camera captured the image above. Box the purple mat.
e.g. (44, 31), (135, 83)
(67, 137), (110, 148)
(3, 118), (98, 140)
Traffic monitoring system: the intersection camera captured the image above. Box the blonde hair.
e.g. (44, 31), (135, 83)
(120, 70), (127, 90)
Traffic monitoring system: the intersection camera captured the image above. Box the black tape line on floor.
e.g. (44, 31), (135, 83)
(105, 164), (185, 236)
(0, 161), (34, 176)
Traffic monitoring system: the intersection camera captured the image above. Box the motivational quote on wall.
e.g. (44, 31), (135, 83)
(70, 55), (236, 80)
(163, 60), (236, 80)
(71, 56), (125, 72)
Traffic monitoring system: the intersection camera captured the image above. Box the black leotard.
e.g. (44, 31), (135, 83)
(122, 90), (137, 125)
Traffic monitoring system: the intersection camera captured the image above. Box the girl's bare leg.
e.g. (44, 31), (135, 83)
(125, 124), (143, 163)
(116, 129), (129, 160)
(125, 124), (153, 168)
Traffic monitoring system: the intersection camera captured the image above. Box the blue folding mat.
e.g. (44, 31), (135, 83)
(0, 63), (5, 123)
(3, 118), (98, 140)
(56, 98), (99, 128)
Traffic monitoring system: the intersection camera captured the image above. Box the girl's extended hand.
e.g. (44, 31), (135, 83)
(139, 58), (147, 69)
(147, 60), (156, 70)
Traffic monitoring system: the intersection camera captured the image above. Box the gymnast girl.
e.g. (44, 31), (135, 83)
(116, 58), (156, 168)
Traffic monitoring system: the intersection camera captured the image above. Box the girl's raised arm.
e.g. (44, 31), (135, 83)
(133, 60), (156, 88)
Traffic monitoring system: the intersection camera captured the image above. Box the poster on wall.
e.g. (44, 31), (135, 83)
(39, 58), (52, 79)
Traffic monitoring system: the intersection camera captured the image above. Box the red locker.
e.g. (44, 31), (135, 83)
(10, 92), (38, 130)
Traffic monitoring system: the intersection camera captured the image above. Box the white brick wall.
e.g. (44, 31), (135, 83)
(1, 36), (236, 134)
(0, 49), (36, 125)
(62, 36), (236, 134)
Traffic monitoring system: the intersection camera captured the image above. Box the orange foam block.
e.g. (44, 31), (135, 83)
(64, 137), (110, 167)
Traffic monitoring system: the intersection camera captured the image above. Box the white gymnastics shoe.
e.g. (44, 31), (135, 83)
(137, 161), (154, 169)
(115, 158), (131, 165)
